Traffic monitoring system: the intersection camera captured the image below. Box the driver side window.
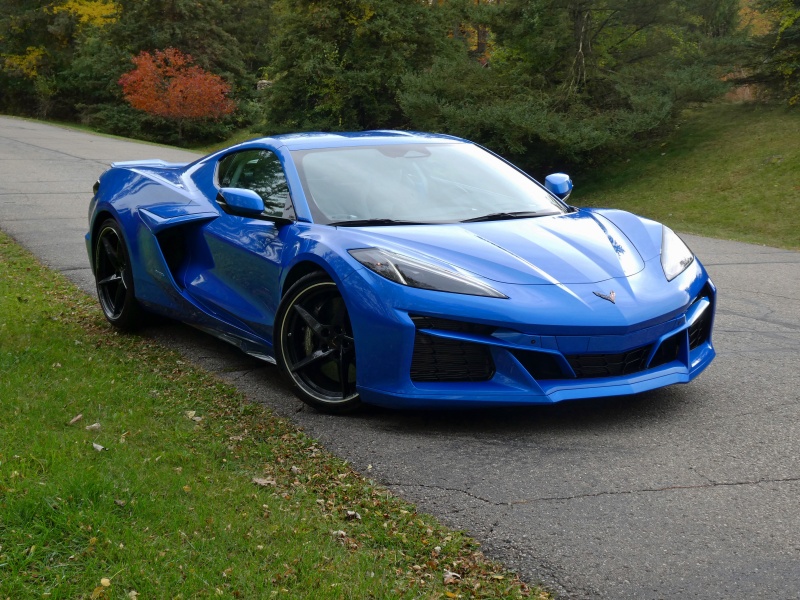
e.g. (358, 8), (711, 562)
(217, 150), (294, 219)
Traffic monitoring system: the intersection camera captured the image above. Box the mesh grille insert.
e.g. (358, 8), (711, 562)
(566, 345), (652, 379)
(410, 333), (495, 382)
(688, 306), (712, 350)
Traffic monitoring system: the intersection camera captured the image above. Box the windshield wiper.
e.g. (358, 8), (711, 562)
(329, 218), (427, 227)
(460, 211), (549, 223)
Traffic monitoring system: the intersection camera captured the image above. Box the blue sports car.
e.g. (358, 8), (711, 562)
(86, 131), (715, 413)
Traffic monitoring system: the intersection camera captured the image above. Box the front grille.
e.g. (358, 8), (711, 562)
(566, 345), (652, 379)
(410, 333), (495, 382)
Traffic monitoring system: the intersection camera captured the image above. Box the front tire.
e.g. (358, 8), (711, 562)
(94, 218), (143, 331)
(275, 273), (360, 413)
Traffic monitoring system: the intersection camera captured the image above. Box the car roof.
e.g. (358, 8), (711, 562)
(257, 130), (467, 151)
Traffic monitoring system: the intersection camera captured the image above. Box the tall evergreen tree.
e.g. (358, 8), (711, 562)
(263, 0), (456, 131)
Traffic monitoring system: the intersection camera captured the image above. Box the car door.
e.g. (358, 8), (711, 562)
(183, 148), (295, 342)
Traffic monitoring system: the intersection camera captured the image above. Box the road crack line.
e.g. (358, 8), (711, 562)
(385, 475), (800, 507)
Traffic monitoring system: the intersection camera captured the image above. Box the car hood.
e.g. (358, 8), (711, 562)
(349, 211), (646, 285)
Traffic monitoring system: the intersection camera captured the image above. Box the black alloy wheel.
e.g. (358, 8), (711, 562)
(94, 219), (143, 330)
(275, 273), (360, 413)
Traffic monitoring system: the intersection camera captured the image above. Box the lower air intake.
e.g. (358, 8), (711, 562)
(567, 345), (652, 379)
(688, 306), (712, 350)
(410, 333), (495, 382)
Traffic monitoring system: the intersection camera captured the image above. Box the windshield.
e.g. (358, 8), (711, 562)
(291, 143), (565, 225)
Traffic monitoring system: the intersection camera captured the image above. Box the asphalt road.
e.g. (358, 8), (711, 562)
(1, 116), (799, 599)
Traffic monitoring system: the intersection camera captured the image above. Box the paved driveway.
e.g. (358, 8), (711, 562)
(1, 116), (799, 598)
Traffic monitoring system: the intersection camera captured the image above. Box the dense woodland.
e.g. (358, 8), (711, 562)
(1, 0), (797, 169)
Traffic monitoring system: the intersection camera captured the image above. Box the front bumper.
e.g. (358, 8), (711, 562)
(344, 261), (716, 409)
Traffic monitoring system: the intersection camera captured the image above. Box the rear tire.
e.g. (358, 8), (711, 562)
(275, 273), (360, 413)
(94, 218), (144, 331)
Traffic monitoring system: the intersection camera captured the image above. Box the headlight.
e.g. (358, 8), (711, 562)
(660, 226), (694, 281)
(348, 248), (507, 298)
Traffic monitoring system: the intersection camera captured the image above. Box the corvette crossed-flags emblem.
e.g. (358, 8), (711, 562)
(593, 290), (616, 304)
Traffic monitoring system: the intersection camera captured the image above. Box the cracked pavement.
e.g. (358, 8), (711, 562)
(1, 116), (799, 599)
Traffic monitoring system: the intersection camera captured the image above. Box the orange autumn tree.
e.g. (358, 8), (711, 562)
(118, 48), (235, 120)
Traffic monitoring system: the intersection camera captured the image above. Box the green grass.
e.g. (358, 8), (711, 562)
(0, 231), (547, 599)
(574, 102), (800, 250)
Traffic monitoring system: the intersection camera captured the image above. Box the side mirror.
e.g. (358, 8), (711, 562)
(544, 173), (573, 202)
(217, 187), (265, 217)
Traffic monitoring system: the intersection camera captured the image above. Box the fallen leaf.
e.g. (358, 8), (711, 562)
(69, 413), (83, 425)
(90, 586), (105, 599)
(92, 443), (106, 452)
(345, 510), (361, 521)
(85, 423), (101, 432)
(114, 499), (127, 507)
(185, 410), (196, 419)
(443, 570), (461, 585)
(127, 591), (139, 599)
(331, 530), (347, 539)
(252, 477), (276, 487)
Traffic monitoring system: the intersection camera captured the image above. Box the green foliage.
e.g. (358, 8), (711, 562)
(0, 0), (765, 161)
(753, 0), (800, 104)
(262, 0), (456, 131)
(0, 0), (268, 145)
(0, 1), (72, 116)
(82, 103), (237, 145)
(399, 0), (736, 169)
